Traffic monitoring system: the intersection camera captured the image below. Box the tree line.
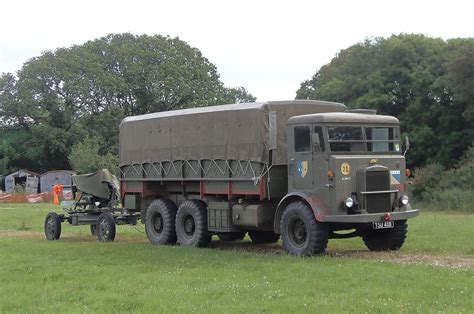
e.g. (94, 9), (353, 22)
(297, 34), (473, 168)
(0, 33), (256, 174)
(1, 33), (473, 175)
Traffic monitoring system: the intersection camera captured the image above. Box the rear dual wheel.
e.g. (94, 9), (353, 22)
(176, 200), (211, 247)
(145, 199), (178, 245)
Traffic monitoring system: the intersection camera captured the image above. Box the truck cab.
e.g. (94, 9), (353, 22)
(277, 112), (419, 255)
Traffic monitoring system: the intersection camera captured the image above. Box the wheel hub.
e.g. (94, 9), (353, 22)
(46, 218), (55, 235)
(183, 215), (195, 236)
(99, 219), (109, 237)
(153, 213), (163, 233)
(289, 218), (307, 247)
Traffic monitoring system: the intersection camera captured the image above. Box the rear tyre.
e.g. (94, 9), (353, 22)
(362, 220), (408, 251)
(96, 212), (116, 242)
(90, 224), (97, 236)
(44, 212), (62, 240)
(280, 201), (328, 256)
(145, 199), (178, 245)
(218, 232), (246, 242)
(176, 200), (211, 247)
(248, 231), (280, 244)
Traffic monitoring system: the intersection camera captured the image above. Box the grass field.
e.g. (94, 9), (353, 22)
(0, 203), (473, 312)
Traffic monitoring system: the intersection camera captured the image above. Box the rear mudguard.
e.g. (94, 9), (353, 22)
(273, 192), (329, 233)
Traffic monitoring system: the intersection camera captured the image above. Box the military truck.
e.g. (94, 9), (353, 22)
(119, 100), (419, 256)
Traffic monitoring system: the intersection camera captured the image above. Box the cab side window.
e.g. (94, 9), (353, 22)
(314, 126), (325, 152)
(294, 126), (310, 152)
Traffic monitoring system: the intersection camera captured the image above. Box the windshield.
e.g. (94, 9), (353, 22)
(328, 126), (400, 153)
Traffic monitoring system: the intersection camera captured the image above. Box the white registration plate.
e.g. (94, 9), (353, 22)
(372, 221), (394, 229)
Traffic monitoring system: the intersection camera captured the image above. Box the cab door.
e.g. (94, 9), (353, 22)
(312, 125), (329, 206)
(288, 125), (314, 190)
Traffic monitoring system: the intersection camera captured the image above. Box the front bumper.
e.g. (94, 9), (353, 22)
(320, 209), (419, 223)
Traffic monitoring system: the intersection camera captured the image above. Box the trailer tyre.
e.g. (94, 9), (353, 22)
(281, 201), (328, 256)
(145, 199), (178, 245)
(44, 212), (62, 240)
(96, 212), (116, 242)
(362, 220), (408, 251)
(248, 231), (280, 244)
(218, 232), (246, 242)
(176, 200), (211, 247)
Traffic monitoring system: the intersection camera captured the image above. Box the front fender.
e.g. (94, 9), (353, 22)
(273, 192), (329, 233)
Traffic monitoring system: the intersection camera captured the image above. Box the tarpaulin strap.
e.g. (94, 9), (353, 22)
(252, 163), (272, 185)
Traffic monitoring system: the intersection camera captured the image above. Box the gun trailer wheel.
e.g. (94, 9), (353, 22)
(44, 212), (62, 240)
(280, 201), (328, 256)
(145, 199), (177, 245)
(96, 212), (116, 242)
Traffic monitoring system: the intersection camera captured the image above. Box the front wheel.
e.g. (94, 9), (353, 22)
(44, 212), (62, 240)
(362, 220), (408, 251)
(280, 201), (328, 256)
(96, 213), (116, 242)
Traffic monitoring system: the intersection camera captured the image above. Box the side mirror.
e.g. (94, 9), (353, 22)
(403, 136), (410, 156)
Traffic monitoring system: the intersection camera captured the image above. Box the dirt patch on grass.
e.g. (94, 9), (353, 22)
(327, 249), (474, 269)
(0, 230), (147, 243)
(1, 230), (472, 269)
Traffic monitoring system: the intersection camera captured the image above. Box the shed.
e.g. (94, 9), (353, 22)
(4, 169), (40, 194)
(40, 170), (76, 193)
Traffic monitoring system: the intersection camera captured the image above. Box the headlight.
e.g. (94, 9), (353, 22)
(345, 197), (354, 208)
(400, 195), (409, 206)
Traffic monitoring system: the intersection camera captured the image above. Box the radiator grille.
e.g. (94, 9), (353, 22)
(365, 170), (390, 213)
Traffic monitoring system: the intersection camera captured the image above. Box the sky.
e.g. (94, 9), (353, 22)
(0, 0), (472, 101)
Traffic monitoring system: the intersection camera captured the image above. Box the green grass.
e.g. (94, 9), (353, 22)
(0, 203), (473, 312)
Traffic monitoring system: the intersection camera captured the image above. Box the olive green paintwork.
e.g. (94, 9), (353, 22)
(284, 112), (419, 224)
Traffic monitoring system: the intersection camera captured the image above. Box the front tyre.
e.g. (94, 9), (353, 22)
(44, 212), (62, 240)
(96, 212), (116, 242)
(176, 200), (211, 247)
(362, 220), (408, 251)
(145, 199), (178, 245)
(281, 201), (328, 256)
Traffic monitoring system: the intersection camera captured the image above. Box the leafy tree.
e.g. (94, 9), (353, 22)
(447, 40), (474, 120)
(68, 137), (118, 174)
(0, 33), (255, 173)
(297, 34), (473, 167)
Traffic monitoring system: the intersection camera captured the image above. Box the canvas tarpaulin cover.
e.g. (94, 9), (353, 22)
(119, 100), (346, 167)
(72, 169), (120, 200)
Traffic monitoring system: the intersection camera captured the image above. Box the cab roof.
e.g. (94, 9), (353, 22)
(287, 112), (399, 125)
